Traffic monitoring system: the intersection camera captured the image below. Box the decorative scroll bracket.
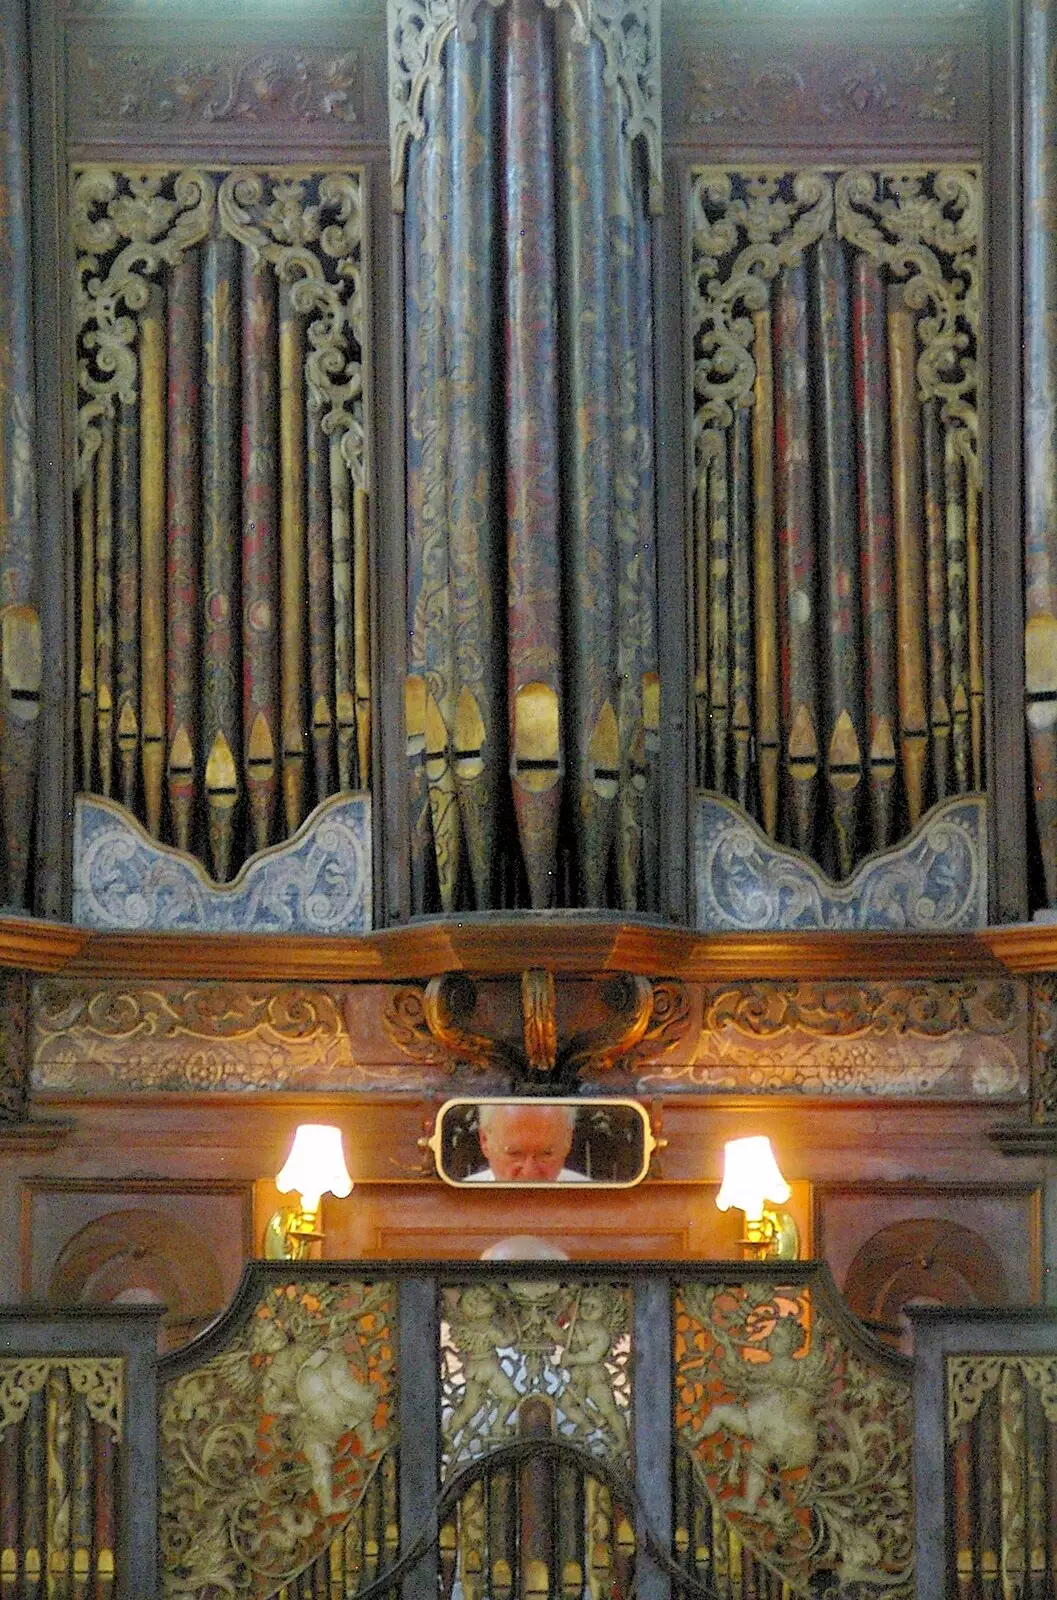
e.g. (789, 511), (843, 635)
(387, 969), (687, 1087)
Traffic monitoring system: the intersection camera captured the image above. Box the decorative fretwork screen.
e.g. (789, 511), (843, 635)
(73, 165), (370, 884)
(149, 1262), (913, 1600)
(690, 166), (981, 881)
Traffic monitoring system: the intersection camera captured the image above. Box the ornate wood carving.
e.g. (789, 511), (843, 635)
(382, 972), (684, 1083)
(69, 42), (362, 131)
(0, 971), (29, 1121)
(680, 44), (962, 132)
(636, 978), (1028, 1098)
(32, 979), (452, 1095)
(0, 1359), (123, 1443)
(675, 1278), (913, 1597)
(159, 1278), (395, 1599)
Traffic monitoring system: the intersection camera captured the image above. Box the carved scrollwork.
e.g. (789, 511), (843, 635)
(216, 168), (366, 483)
(1029, 973), (1057, 1123)
(675, 1281), (913, 1599)
(422, 973), (521, 1074)
(387, 0), (659, 211)
(73, 165), (366, 488)
(75, 43), (361, 128)
(689, 167), (832, 472)
(559, 973), (655, 1076)
(521, 969), (558, 1073)
(73, 166), (214, 484)
(689, 164), (980, 480)
(835, 165), (979, 471)
(160, 1279), (395, 1599)
(0, 1358), (123, 1443)
(441, 1280), (631, 1476)
(947, 1355), (1057, 1437)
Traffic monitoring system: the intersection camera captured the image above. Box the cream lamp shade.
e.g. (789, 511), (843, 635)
(715, 1136), (790, 1222)
(277, 1124), (353, 1215)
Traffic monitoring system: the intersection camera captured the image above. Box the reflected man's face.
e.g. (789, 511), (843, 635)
(478, 1105), (575, 1181)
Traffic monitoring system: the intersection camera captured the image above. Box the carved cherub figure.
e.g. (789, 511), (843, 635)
(253, 1314), (383, 1516)
(445, 1286), (520, 1441)
(550, 1288), (628, 1447)
(690, 1314), (828, 1521)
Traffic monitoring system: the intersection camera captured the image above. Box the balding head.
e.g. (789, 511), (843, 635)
(477, 1102), (577, 1181)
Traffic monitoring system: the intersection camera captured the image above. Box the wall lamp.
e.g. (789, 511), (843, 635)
(264, 1124), (353, 1260)
(715, 1135), (799, 1260)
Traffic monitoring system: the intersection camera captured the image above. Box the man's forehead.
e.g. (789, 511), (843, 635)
(489, 1105), (570, 1137)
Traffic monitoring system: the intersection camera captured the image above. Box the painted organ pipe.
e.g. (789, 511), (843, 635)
(0, 0), (41, 908)
(689, 167), (982, 879)
(503, 0), (563, 911)
(1025, 0), (1057, 904)
(395, 0), (661, 912)
(445, 1463), (636, 1600)
(946, 1363), (1057, 1600)
(0, 1363), (121, 1596)
(73, 167), (370, 884)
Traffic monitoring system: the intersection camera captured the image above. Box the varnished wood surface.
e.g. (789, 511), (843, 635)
(4, 912), (1056, 980)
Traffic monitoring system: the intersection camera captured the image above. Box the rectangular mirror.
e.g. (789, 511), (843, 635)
(427, 1097), (658, 1188)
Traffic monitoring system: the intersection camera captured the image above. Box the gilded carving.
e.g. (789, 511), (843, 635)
(690, 164), (979, 478)
(676, 1282), (913, 1598)
(160, 1279), (394, 1600)
(685, 48), (959, 129)
(636, 976), (1026, 1097)
(31, 979), (450, 1094)
(387, 0), (660, 210)
(73, 164), (366, 489)
(382, 973), (686, 1081)
(0, 1359), (123, 1443)
(947, 1355), (1057, 1436)
(441, 1281), (631, 1476)
(73, 43), (361, 127)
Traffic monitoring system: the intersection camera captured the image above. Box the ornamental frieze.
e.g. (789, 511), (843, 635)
(30, 975), (1029, 1099)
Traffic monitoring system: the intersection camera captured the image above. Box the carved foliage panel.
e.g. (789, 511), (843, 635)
(30, 974), (1030, 1100)
(674, 1281), (913, 1599)
(440, 1281), (632, 1478)
(30, 978), (457, 1094)
(640, 977), (1028, 1098)
(665, 19), (984, 145)
(67, 31), (370, 141)
(160, 1279), (396, 1600)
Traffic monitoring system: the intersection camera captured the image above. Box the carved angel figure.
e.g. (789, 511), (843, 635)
(549, 1287), (628, 1447)
(445, 1286), (520, 1441)
(253, 1313), (384, 1516)
(690, 1313), (828, 1521)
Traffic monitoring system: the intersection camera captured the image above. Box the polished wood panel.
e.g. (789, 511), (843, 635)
(0, 914), (1023, 981)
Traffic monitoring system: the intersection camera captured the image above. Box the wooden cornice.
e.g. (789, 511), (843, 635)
(0, 915), (89, 972)
(0, 911), (1032, 983)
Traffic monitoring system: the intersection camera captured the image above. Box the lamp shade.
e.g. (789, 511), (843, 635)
(277, 1124), (353, 1214)
(715, 1136), (790, 1221)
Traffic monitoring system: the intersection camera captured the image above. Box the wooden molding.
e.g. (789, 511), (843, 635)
(0, 916), (88, 972)
(0, 915), (1020, 983)
(0, 1117), (74, 1151)
(15, 914), (1057, 984)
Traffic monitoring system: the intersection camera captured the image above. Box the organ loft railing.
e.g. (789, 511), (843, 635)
(0, 1262), (931, 1600)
